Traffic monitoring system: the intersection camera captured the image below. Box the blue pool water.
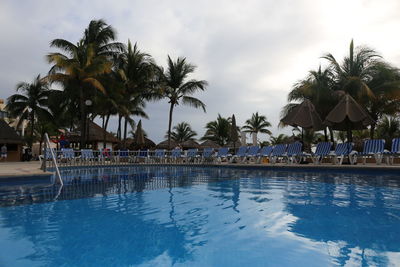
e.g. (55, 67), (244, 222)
(0, 166), (400, 266)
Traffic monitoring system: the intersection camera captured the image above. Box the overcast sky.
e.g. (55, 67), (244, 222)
(1, 0), (400, 143)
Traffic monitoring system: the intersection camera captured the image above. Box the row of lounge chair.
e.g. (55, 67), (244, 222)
(43, 138), (400, 166)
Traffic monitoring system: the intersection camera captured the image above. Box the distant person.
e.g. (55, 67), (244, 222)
(1, 144), (7, 161)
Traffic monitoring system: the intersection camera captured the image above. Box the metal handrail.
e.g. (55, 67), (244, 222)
(42, 133), (63, 185)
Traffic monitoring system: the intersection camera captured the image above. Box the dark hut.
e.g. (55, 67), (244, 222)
(324, 94), (374, 141)
(199, 140), (220, 149)
(0, 119), (23, 161)
(157, 140), (178, 149)
(180, 140), (200, 149)
(66, 121), (119, 150)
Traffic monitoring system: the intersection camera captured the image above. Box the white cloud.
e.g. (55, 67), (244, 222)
(1, 0), (399, 142)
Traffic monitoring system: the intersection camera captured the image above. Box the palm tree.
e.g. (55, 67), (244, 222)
(323, 40), (400, 138)
(269, 134), (290, 145)
(6, 75), (52, 148)
(115, 40), (154, 144)
(166, 122), (197, 143)
(242, 112), (272, 145)
(201, 114), (232, 146)
(155, 56), (207, 148)
(47, 19), (120, 147)
(282, 66), (336, 142)
(376, 115), (400, 149)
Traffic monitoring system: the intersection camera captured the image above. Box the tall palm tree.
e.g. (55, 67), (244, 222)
(282, 66), (336, 141)
(242, 112), (272, 145)
(6, 75), (52, 148)
(47, 19), (120, 147)
(166, 122), (197, 143)
(201, 114), (231, 146)
(155, 56), (207, 148)
(376, 115), (400, 149)
(115, 40), (154, 143)
(323, 40), (400, 138)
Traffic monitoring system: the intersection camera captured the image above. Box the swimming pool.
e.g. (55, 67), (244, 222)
(0, 166), (399, 266)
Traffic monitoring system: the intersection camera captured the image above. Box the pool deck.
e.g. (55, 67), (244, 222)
(0, 161), (399, 179)
(0, 162), (52, 178)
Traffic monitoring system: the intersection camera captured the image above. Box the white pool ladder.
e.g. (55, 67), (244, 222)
(41, 133), (63, 186)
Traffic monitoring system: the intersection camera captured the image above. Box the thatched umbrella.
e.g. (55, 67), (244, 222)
(157, 140), (178, 149)
(180, 140), (199, 149)
(324, 94), (374, 142)
(230, 114), (239, 151)
(199, 140), (220, 149)
(281, 99), (324, 131)
(134, 120), (145, 149)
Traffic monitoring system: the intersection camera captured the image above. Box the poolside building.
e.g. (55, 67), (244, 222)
(65, 121), (119, 150)
(0, 119), (24, 161)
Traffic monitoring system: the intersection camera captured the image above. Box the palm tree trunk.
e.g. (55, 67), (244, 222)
(323, 128), (328, 142)
(252, 132), (257, 146)
(329, 127), (335, 144)
(103, 114), (110, 149)
(30, 111), (35, 149)
(123, 117), (128, 148)
(117, 114), (122, 140)
(370, 123), (376, 139)
(167, 103), (174, 149)
(79, 88), (86, 149)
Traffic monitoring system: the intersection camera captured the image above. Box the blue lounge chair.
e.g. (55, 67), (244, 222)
(358, 139), (385, 165)
(286, 142), (304, 164)
(135, 149), (149, 163)
(81, 149), (96, 163)
(332, 143), (355, 165)
(60, 148), (75, 164)
(270, 144), (287, 164)
(153, 149), (166, 163)
(244, 146), (260, 163)
(384, 138), (400, 165)
(170, 148), (182, 163)
(230, 146), (248, 163)
(257, 146), (273, 163)
(311, 142), (332, 164)
(118, 149), (130, 163)
(185, 149), (198, 163)
(214, 147), (230, 163)
(201, 148), (214, 163)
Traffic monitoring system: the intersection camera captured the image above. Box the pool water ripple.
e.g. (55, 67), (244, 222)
(0, 166), (399, 266)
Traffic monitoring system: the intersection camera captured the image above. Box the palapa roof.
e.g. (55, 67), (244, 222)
(180, 140), (200, 149)
(0, 119), (23, 144)
(324, 94), (374, 130)
(156, 140), (178, 149)
(199, 140), (220, 148)
(281, 99), (324, 130)
(66, 121), (119, 143)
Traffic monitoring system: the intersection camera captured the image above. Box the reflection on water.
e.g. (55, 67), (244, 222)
(0, 166), (399, 266)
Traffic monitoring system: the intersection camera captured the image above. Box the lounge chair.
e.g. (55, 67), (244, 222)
(285, 142), (304, 164)
(357, 139), (385, 165)
(384, 138), (400, 165)
(257, 146), (273, 163)
(153, 149), (166, 163)
(270, 144), (287, 164)
(244, 146), (260, 163)
(185, 149), (198, 163)
(135, 149), (149, 163)
(60, 148), (75, 164)
(311, 142), (332, 164)
(331, 143), (356, 165)
(81, 149), (96, 163)
(214, 147), (230, 163)
(170, 148), (182, 163)
(118, 149), (130, 163)
(201, 148), (214, 163)
(230, 146), (248, 163)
